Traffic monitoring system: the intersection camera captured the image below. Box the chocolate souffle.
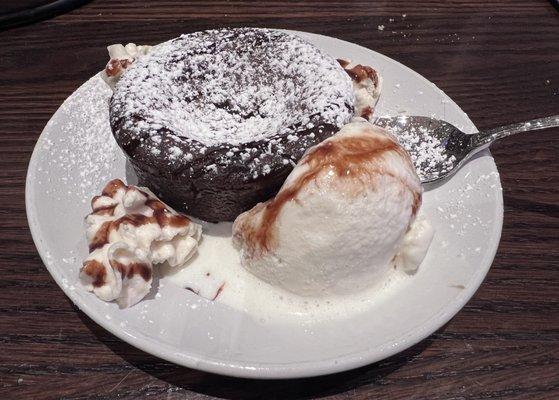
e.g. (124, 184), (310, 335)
(108, 28), (380, 221)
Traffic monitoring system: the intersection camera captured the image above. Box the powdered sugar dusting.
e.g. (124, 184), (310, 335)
(37, 75), (118, 203)
(111, 28), (354, 150)
(392, 123), (456, 180)
(376, 115), (457, 181)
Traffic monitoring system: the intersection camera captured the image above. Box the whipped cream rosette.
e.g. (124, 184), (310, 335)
(100, 43), (152, 90)
(80, 179), (201, 308)
(339, 59), (383, 120)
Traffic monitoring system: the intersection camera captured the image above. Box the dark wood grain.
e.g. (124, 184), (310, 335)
(1, 1), (558, 399)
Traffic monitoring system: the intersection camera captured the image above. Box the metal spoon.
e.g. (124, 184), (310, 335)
(374, 115), (559, 185)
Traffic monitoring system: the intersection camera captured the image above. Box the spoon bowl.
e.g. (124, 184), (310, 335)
(374, 115), (559, 185)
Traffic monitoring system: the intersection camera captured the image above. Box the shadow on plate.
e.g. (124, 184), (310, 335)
(125, 160), (139, 186)
(76, 309), (438, 399)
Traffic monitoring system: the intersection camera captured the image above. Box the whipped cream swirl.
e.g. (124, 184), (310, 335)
(80, 179), (201, 308)
(339, 59), (383, 120)
(100, 43), (152, 90)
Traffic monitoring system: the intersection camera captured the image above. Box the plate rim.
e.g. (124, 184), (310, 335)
(25, 30), (504, 379)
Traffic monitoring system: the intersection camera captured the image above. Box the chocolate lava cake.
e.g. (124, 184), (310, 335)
(109, 28), (367, 222)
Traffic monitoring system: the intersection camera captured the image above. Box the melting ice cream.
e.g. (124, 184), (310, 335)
(233, 119), (434, 296)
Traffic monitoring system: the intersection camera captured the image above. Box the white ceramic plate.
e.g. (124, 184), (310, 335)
(26, 31), (503, 379)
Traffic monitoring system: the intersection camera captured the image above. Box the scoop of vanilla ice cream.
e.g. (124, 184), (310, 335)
(233, 119), (433, 296)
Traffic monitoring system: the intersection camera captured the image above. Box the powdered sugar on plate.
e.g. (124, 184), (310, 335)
(34, 74), (118, 203)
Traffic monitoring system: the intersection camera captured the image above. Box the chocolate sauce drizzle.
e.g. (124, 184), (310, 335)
(83, 179), (192, 287)
(109, 259), (152, 282)
(81, 260), (106, 288)
(105, 58), (132, 77)
(338, 60), (380, 87)
(88, 179), (191, 253)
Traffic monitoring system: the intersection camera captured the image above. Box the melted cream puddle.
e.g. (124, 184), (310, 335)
(161, 221), (407, 323)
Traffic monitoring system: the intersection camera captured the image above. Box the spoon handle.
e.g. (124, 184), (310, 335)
(472, 115), (559, 148)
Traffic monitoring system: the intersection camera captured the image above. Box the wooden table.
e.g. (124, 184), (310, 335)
(1, 1), (558, 399)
